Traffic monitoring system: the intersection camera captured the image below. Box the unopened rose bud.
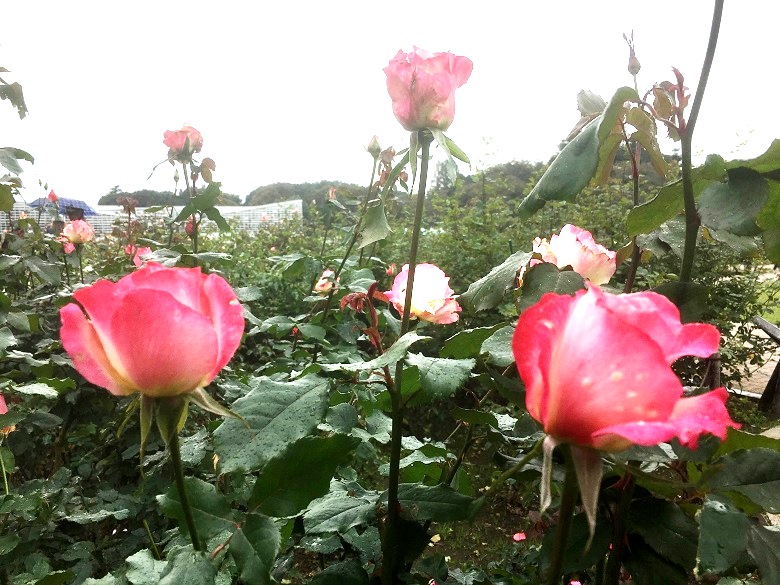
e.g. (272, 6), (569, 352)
(624, 32), (641, 77)
(366, 135), (381, 158)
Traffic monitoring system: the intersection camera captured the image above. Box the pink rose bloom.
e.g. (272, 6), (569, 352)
(313, 269), (337, 294)
(384, 263), (461, 324)
(62, 220), (94, 245)
(0, 394), (7, 415)
(384, 47), (473, 131)
(60, 263), (245, 397)
(125, 244), (137, 256)
(513, 285), (738, 453)
(530, 224), (616, 285)
(132, 247), (153, 268)
(48, 190), (58, 203)
(163, 125), (203, 162)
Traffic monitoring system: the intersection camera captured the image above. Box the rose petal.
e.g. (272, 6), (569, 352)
(60, 303), (135, 396)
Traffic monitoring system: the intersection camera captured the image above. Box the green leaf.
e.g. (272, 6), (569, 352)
(480, 325), (516, 368)
(0, 81), (28, 118)
(403, 353), (474, 405)
(440, 324), (504, 359)
(0, 327), (17, 353)
(0, 533), (19, 555)
(159, 549), (216, 585)
(0, 184), (13, 213)
(696, 495), (751, 575)
(516, 263), (586, 313)
(460, 251), (531, 313)
(248, 434), (361, 516)
(303, 488), (378, 534)
(0, 147), (33, 175)
(213, 376), (330, 474)
(629, 498), (698, 570)
(747, 524), (780, 585)
(203, 207), (230, 232)
(593, 87), (640, 184)
(757, 180), (780, 263)
(708, 448), (780, 513)
(319, 331), (429, 373)
(65, 508), (130, 524)
(450, 406), (498, 428)
(357, 201), (391, 249)
(393, 483), (483, 522)
(308, 558), (370, 585)
(125, 549), (166, 585)
(13, 382), (58, 398)
(652, 281), (710, 323)
(626, 154), (727, 237)
(714, 427), (780, 458)
(623, 535), (689, 585)
(228, 513), (280, 585)
(518, 117), (600, 217)
(699, 168), (768, 236)
(32, 571), (75, 585)
(157, 477), (233, 542)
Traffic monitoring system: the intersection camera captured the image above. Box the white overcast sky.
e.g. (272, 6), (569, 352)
(2, 1), (778, 206)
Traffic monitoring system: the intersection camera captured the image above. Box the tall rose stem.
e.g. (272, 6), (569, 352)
(0, 440), (9, 495)
(77, 248), (84, 283)
(679, 0), (723, 284)
(169, 431), (203, 551)
(547, 446), (578, 585)
(182, 162), (199, 258)
(383, 131), (432, 585)
(601, 472), (636, 585)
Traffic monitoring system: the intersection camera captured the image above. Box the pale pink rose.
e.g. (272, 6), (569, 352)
(386, 263), (397, 276)
(384, 263), (461, 324)
(384, 47), (473, 131)
(59, 263), (245, 397)
(132, 247), (153, 268)
(62, 220), (94, 245)
(313, 269), (337, 294)
(530, 224), (616, 285)
(163, 125), (203, 162)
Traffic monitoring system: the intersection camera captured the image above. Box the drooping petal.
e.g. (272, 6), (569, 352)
(60, 303), (135, 396)
(591, 388), (738, 450)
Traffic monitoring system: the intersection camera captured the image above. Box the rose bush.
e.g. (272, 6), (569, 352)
(163, 125), (203, 162)
(60, 263), (244, 397)
(384, 47), (473, 131)
(384, 262), (461, 324)
(528, 224), (616, 285)
(513, 285), (738, 452)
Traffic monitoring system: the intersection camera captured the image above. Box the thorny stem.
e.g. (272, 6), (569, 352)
(0, 439), (8, 495)
(621, 124), (642, 294)
(143, 519), (162, 560)
(169, 431), (203, 552)
(383, 132), (433, 585)
(485, 438), (543, 496)
(679, 0), (724, 284)
(602, 472), (637, 585)
(546, 446), (578, 585)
